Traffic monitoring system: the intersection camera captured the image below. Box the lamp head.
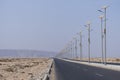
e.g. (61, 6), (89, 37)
(102, 5), (109, 9)
(99, 15), (104, 19)
(87, 21), (91, 25)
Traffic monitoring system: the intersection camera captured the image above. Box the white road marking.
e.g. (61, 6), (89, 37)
(95, 73), (103, 77)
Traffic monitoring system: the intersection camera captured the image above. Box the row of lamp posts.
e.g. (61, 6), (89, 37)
(57, 6), (108, 65)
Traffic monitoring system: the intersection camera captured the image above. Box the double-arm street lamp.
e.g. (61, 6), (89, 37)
(103, 6), (107, 65)
(98, 6), (108, 65)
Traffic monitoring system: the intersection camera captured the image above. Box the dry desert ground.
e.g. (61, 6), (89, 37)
(77, 58), (120, 63)
(0, 58), (52, 80)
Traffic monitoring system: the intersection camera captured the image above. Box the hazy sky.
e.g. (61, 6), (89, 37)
(0, 0), (120, 57)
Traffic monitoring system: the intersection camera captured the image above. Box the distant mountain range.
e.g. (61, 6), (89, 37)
(0, 49), (57, 58)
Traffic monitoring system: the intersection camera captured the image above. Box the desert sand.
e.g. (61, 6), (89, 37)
(0, 58), (52, 80)
(76, 58), (120, 63)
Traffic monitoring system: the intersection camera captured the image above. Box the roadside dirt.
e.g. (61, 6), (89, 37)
(0, 58), (52, 80)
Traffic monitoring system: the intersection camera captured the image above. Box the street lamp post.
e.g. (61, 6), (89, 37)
(85, 22), (91, 63)
(74, 37), (78, 59)
(80, 31), (82, 61)
(72, 41), (75, 59)
(103, 6), (107, 65)
(67, 44), (70, 59)
(98, 6), (108, 65)
(78, 31), (82, 61)
(88, 23), (91, 63)
(99, 15), (104, 64)
(75, 38), (78, 59)
(70, 41), (73, 59)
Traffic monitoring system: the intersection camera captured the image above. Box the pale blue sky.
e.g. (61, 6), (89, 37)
(0, 0), (120, 57)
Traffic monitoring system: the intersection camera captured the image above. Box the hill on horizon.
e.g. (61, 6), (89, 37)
(0, 49), (57, 58)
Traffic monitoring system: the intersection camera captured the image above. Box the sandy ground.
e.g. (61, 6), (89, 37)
(0, 58), (52, 80)
(75, 58), (120, 63)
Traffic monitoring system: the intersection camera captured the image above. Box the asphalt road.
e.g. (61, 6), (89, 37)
(54, 58), (120, 80)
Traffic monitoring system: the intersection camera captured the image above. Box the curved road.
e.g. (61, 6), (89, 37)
(54, 58), (120, 80)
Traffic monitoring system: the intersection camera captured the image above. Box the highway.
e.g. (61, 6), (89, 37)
(54, 58), (120, 80)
